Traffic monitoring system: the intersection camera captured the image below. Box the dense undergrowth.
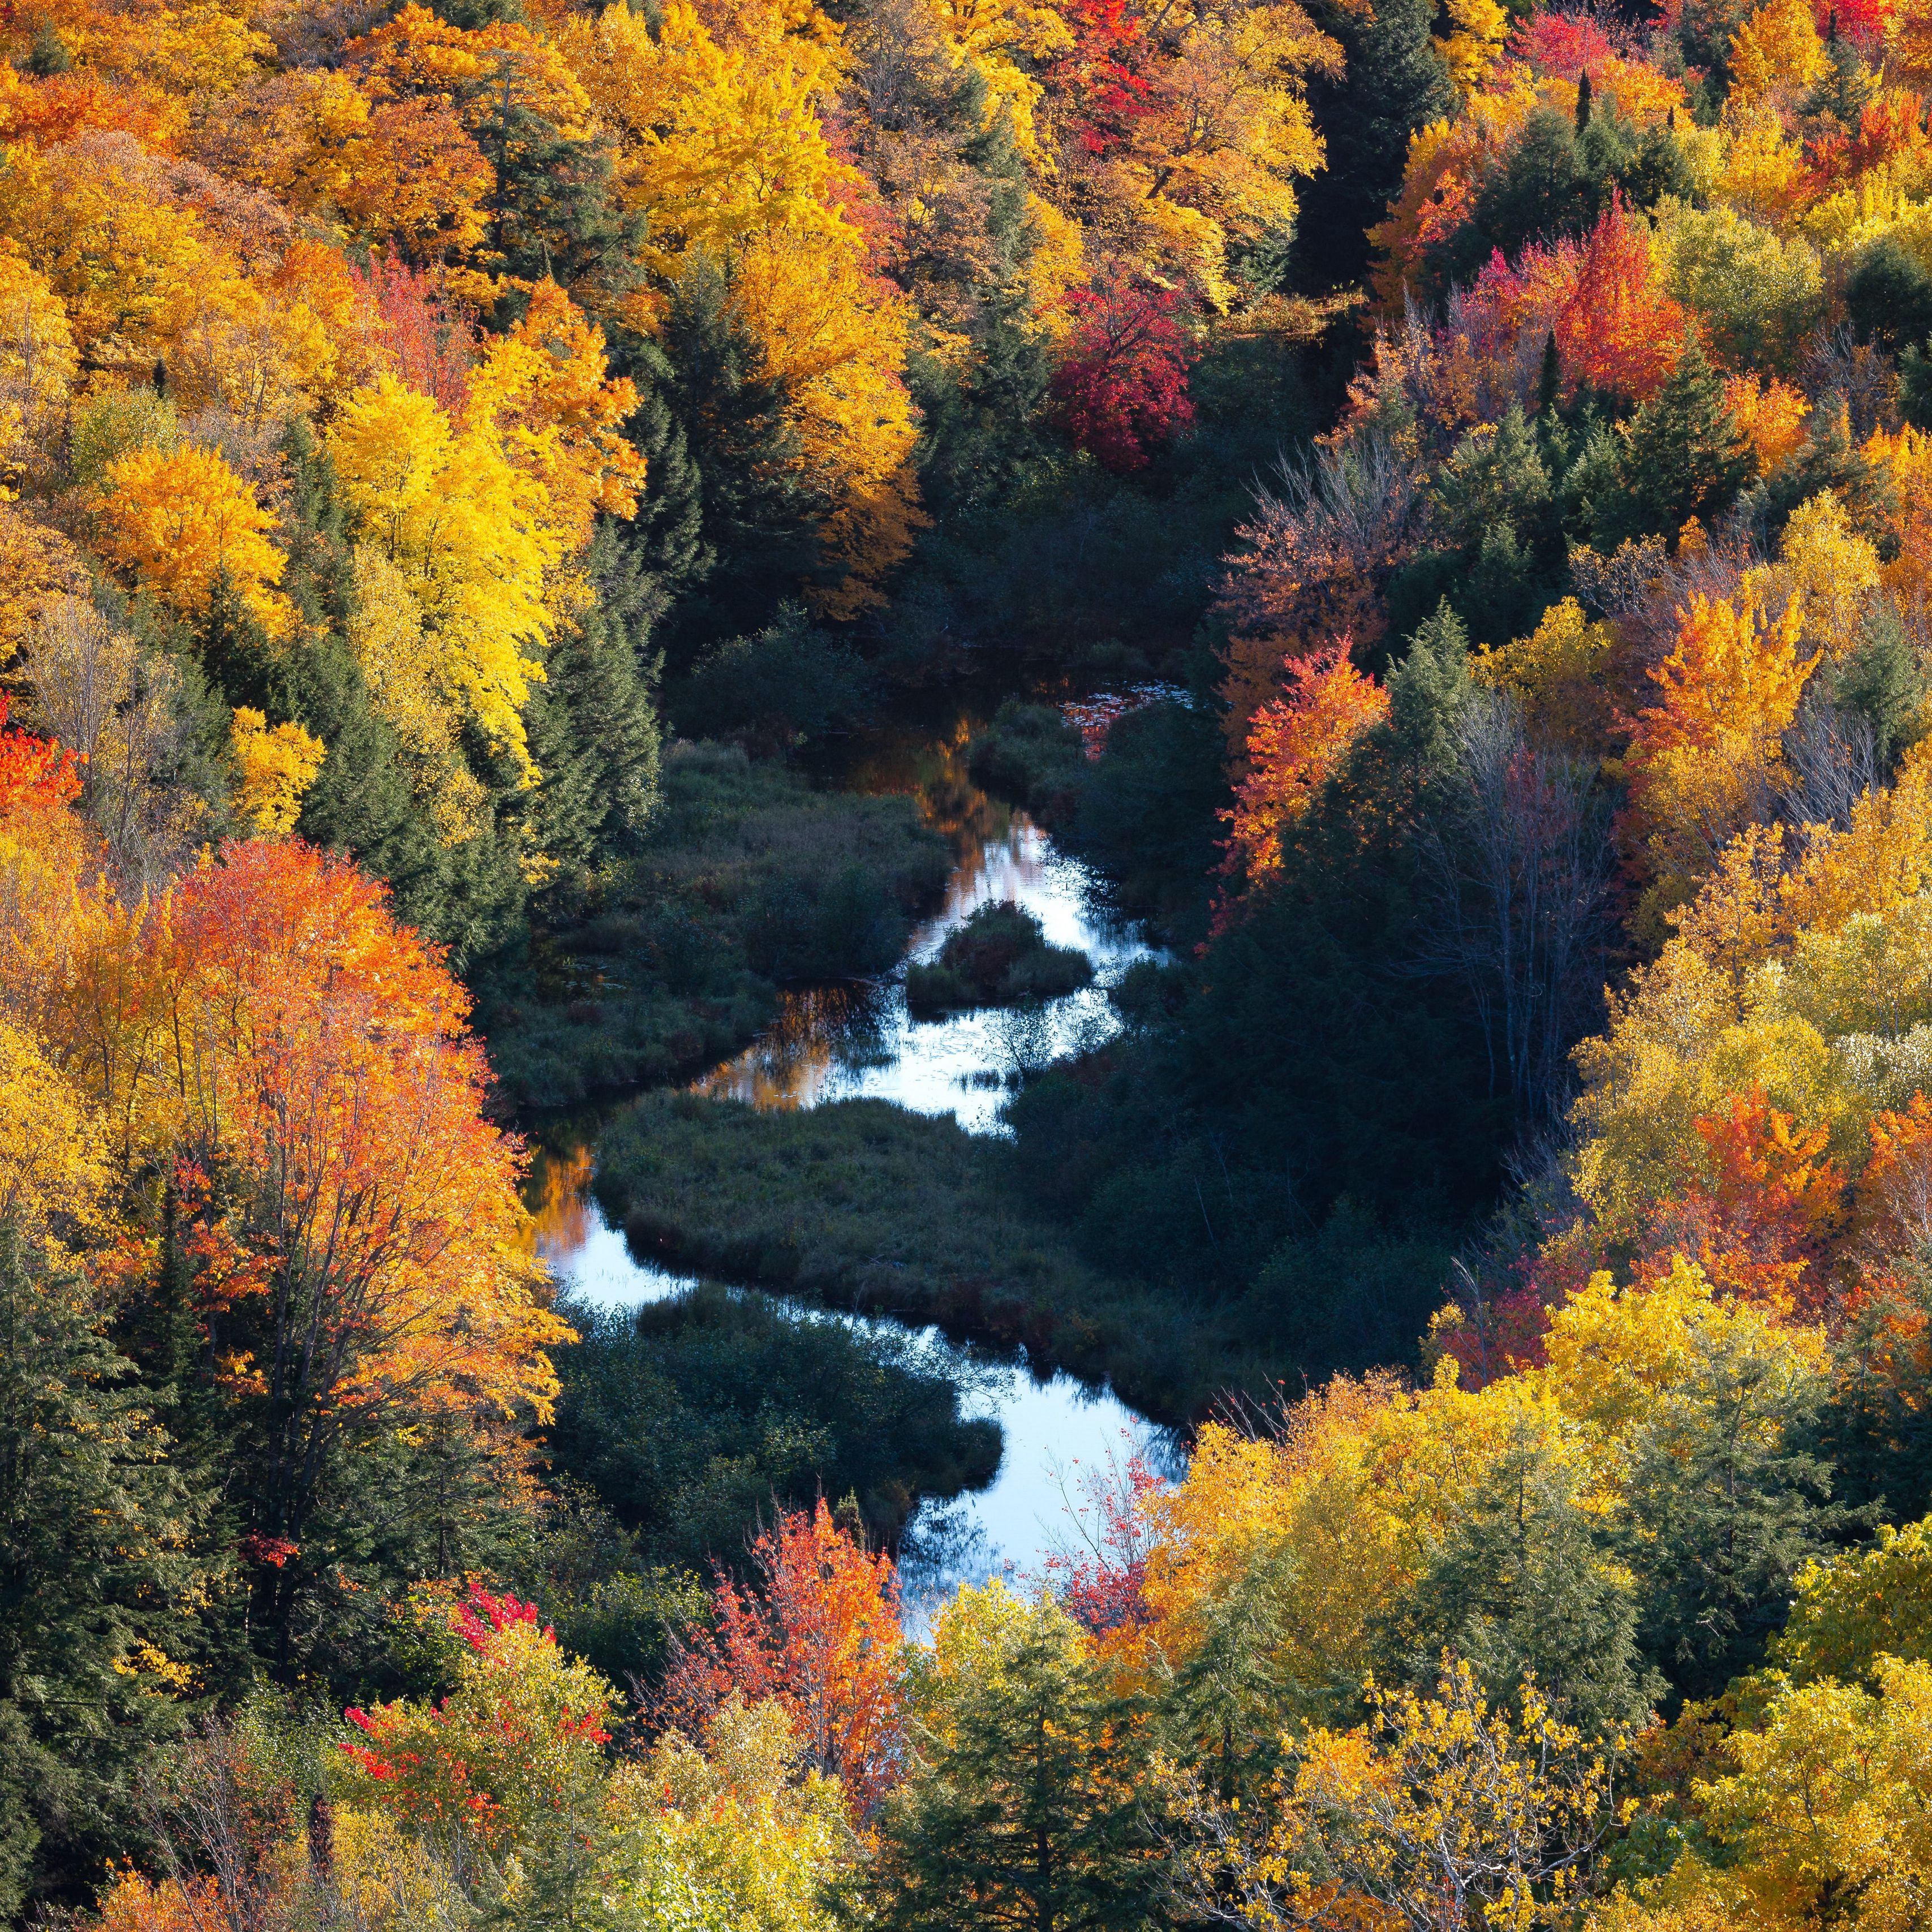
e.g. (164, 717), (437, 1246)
(477, 743), (951, 1107)
(590, 1093), (1254, 1422)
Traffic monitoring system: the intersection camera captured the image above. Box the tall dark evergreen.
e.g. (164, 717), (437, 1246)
(0, 1228), (204, 1921)
(1294, 0), (1454, 291)
(870, 1596), (1153, 1932)
(1601, 341), (1752, 547)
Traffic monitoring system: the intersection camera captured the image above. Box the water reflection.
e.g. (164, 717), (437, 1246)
(523, 718), (1182, 1610)
(527, 1145), (1174, 1618)
(695, 817), (1159, 1133)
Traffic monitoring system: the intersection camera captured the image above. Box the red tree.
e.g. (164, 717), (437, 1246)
(1049, 274), (1197, 473)
(659, 1500), (905, 1815)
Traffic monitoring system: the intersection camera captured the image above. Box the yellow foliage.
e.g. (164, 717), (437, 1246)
(0, 1012), (107, 1243)
(329, 374), (557, 782)
(1436, 0), (1509, 95)
(1722, 373), (1810, 477)
(1729, 0), (1830, 101)
(466, 280), (645, 545)
(94, 441), (294, 640)
(1636, 1659), (1932, 1932)
(1772, 490), (1881, 659)
(1472, 597), (1619, 754)
(229, 707), (325, 837)
(1772, 1516), (1932, 1687)
(345, 545), (489, 846)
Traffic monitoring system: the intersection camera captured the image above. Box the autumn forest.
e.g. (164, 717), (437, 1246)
(6, 0), (1932, 1921)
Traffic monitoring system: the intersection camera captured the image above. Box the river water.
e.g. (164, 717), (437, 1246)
(526, 722), (1178, 1604)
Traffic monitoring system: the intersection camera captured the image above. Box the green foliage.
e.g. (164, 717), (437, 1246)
(546, 1284), (1001, 1565)
(1659, 206), (1825, 373)
(870, 1587), (1155, 1932)
(1384, 1428), (1658, 1739)
(1847, 237), (1932, 355)
(1297, 0), (1455, 290)
(1597, 340), (1753, 547)
(0, 1227), (203, 1920)
(906, 901), (1093, 1013)
(672, 603), (875, 750)
(1827, 598), (1928, 771)
(477, 743), (949, 1106)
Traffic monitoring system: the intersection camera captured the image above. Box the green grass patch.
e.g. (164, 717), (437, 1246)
(479, 743), (952, 1108)
(590, 1092), (1266, 1423)
(546, 1281), (1001, 1568)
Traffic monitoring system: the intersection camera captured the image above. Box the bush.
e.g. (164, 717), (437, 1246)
(905, 902), (1092, 1014)
(590, 1093), (1263, 1421)
(670, 604), (874, 751)
(966, 702), (1088, 821)
(546, 1284), (1001, 1567)
(476, 745), (950, 1106)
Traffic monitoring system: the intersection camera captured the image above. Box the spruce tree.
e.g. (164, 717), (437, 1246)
(0, 1227), (203, 1920)
(870, 1594), (1154, 1932)
(1574, 67), (1592, 130)
(1295, 0), (1454, 290)
(1602, 340), (1752, 548)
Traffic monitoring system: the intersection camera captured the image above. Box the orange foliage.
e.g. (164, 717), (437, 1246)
(660, 1499), (904, 1815)
(1549, 199), (1689, 404)
(1639, 1086), (1851, 1315)
(1858, 1092), (1932, 1262)
(0, 692), (80, 827)
(1220, 640), (1389, 887)
(1725, 373), (1811, 476)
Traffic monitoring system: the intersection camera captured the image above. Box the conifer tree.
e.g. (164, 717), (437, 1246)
(1602, 340), (1752, 548)
(871, 1591), (1153, 1932)
(0, 1227), (202, 1920)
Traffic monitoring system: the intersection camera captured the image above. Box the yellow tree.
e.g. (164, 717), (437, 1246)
(229, 708), (325, 837)
(328, 373), (554, 785)
(1625, 587), (1817, 916)
(94, 442), (294, 640)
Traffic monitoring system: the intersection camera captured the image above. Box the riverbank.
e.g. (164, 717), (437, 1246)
(590, 1092), (1259, 1425)
(477, 743), (952, 1109)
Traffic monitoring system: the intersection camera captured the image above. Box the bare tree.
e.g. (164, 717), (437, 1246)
(1417, 691), (1617, 1134)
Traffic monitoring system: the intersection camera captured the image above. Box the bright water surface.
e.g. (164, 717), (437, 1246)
(525, 723), (1180, 1608)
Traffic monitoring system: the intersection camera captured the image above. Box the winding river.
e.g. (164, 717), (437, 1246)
(526, 721), (1180, 1609)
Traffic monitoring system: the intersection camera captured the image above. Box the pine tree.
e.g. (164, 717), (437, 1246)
(650, 258), (827, 671)
(522, 517), (664, 911)
(1296, 0), (1455, 290)
(1537, 330), (1563, 420)
(0, 1226), (203, 1920)
(871, 1593), (1154, 1932)
(1602, 340), (1752, 548)
(1574, 67), (1593, 130)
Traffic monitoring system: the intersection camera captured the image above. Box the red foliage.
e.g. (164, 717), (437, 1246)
(1049, 274), (1197, 473)
(1434, 1286), (1558, 1391)
(1815, 0), (1896, 50)
(350, 247), (476, 414)
(659, 1500), (904, 1815)
(1042, 1438), (1165, 1635)
(1507, 10), (1619, 79)
(1052, 0), (1159, 157)
(0, 692), (80, 825)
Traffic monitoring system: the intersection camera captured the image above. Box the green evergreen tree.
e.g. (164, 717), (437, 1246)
(522, 516), (664, 910)
(1387, 1431), (1658, 1741)
(1621, 1331), (1856, 1702)
(1831, 597), (1927, 771)
(1537, 331), (1563, 421)
(651, 256), (827, 669)
(0, 1226), (204, 1920)
(1847, 236), (1932, 354)
(1574, 67), (1592, 130)
(870, 1593), (1154, 1932)
(1295, 0), (1454, 291)
(1600, 341), (1752, 548)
